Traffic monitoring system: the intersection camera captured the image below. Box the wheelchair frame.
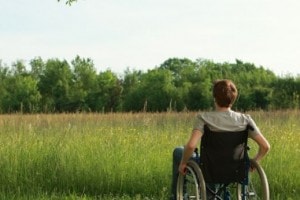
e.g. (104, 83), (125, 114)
(176, 125), (270, 200)
(177, 158), (269, 200)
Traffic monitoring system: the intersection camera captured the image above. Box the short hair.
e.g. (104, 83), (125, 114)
(213, 79), (238, 107)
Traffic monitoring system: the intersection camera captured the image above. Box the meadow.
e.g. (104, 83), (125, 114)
(0, 111), (299, 199)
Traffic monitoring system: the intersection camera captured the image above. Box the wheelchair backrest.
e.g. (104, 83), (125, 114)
(199, 125), (251, 184)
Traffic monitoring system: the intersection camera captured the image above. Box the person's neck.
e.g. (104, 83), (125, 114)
(215, 105), (231, 112)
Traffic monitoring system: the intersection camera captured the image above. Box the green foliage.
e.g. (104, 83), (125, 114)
(93, 70), (122, 112)
(123, 69), (176, 112)
(38, 59), (73, 112)
(271, 77), (300, 109)
(70, 56), (97, 111)
(57, 0), (77, 6)
(0, 60), (41, 113)
(30, 57), (45, 80)
(159, 58), (197, 87)
(0, 57), (299, 113)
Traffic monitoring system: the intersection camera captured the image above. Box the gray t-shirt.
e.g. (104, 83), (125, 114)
(193, 110), (261, 139)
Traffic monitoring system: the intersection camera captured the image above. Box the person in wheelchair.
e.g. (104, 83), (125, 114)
(171, 79), (270, 200)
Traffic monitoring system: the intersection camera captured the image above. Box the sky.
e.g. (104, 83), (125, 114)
(1, 0), (300, 76)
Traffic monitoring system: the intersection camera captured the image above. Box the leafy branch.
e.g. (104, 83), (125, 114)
(57, 0), (78, 6)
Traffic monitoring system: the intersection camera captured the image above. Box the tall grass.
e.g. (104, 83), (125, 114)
(0, 111), (299, 199)
(251, 110), (300, 200)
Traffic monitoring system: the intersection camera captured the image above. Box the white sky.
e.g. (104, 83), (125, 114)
(0, 0), (299, 76)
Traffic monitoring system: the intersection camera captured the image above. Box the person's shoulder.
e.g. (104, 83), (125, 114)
(230, 110), (253, 122)
(197, 111), (218, 118)
(231, 110), (250, 117)
(241, 112), (253, 120)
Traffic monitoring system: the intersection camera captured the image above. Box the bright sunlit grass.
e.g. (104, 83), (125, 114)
(0, 111), (298, 199)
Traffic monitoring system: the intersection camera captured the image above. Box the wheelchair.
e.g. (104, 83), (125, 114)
(176, 125), (269, 200)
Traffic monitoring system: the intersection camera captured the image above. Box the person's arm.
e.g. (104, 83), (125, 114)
(178, 129), (202, 175)
(251, 133), (270, 162)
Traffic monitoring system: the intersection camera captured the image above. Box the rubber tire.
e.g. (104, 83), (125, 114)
(237, 159), (269, 200)
(176, 160), (207, 200)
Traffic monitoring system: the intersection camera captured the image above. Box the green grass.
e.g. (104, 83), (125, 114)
(0, 111), (299, 199)
(253, 110), (300, 200)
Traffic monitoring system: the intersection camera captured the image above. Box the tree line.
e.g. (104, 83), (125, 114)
(0, 56), (299, 113)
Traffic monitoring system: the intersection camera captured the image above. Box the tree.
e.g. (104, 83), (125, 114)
(57, 0), (77, 5)
(186, 79), (212, 111)
(159, 58), (197, 87)
(11, 60), (27, 75)
(121, 68), (143, 111)
(0, 62), (10, 113)
(69, 56), (98, 111)
(124, 69), (176, 112)
(38, 59), (73, 112)
(88, 70), (122, 112)
(2, 75), (41, 113)
(30, 57), (45, 80)
(0, 62), (41, 113)
(271, 77), (299, 109)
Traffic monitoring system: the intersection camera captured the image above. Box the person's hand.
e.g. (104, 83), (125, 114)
(249, 160), (257, 172)
(179, 162), (187, 175)
(249, 164), (256, 172)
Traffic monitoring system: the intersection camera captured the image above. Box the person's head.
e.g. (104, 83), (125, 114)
(213, 79), (238, 108)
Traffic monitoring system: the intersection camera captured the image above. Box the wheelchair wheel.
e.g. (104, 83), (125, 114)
(237, 159), (269, 200)
(176, 160), (206, 200)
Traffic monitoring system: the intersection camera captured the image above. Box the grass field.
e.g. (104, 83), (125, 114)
(0, 111), (299, 199)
